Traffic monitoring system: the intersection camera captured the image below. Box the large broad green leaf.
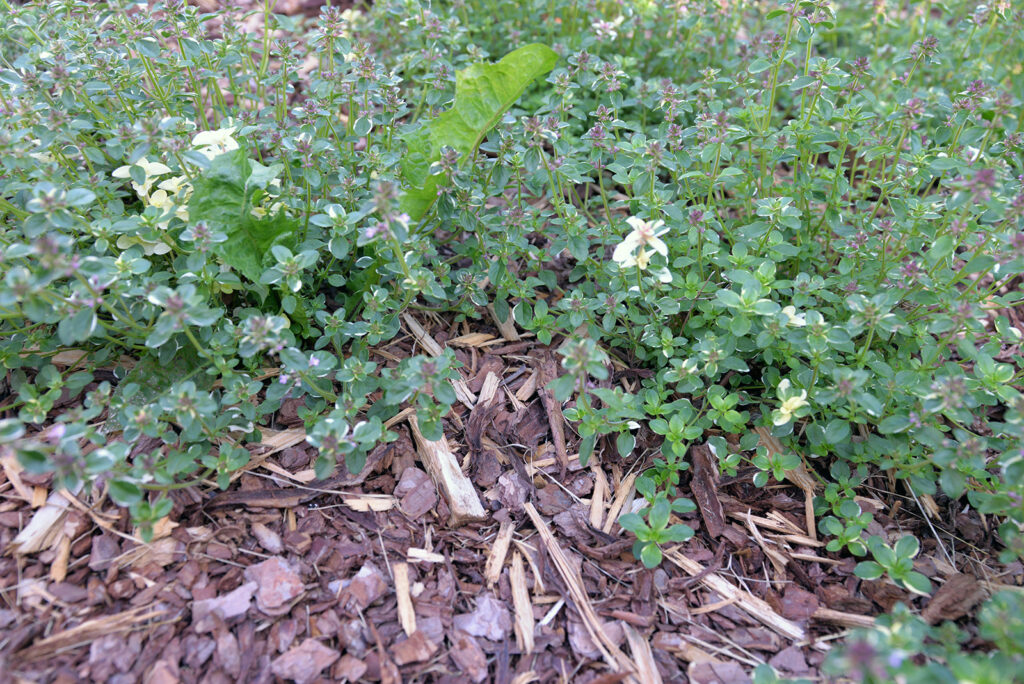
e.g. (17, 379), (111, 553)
(188, 148), (297, 283)
(400, 43), (558, 220)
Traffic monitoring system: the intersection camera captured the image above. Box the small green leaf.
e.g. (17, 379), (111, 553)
(640, 542), (663, 568)
(109, 479), (143, 506)
(854, 561), (884, 580)
(894, 535), (920, 559)
(900, 571), (933, 596)
(618, 512), (647, 534)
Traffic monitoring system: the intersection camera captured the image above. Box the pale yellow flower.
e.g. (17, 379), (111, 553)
(112, 157), (172, 197)
(772, 379), (809, 426)
(781, 306), (807, 327)
(192, 127), (239, 160)
(116, 234), (172, 256)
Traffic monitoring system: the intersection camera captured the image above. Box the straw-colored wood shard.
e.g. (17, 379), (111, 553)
(408, 415), (486, 526)
(510, 551), (535, 654)
(484, 519), (515, 586)
(394, 562), (416, 636)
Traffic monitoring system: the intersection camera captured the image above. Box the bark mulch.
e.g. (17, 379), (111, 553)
(2, 311), (1017, 683)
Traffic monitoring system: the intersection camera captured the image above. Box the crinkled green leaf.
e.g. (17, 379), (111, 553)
(400, 43), (558, 220)
(188, 148), (296, 282)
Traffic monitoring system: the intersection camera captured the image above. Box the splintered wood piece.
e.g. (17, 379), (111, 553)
(623, 623), (663, 684)
(10, 488), (77, 555)
(16, 605), (168, 662)
(449, 333), (498, 347)
(755, 426), (818, 539)
(603, 471), (638, 535)
(407, 548), (446, 563)
(484, 520), (515, 586)
(50, 535), (71, 582)
(0, 453), (34, 504)
(229, 426), (308, 482)
(488, 302), (521, 341)
(408, 415), (486, 526)
(510, 551), (535, 654)
(394, 562), (416, 637)
(524, 503), (638, 680)
(812, 607), (876, 628)
(478, 371), (501, 405)
(513, 540), (546, 595)
(515, 370), (538, 402)
(664, 549), (805, 642)
(590, 463), (608, 529)
(403, 314), (477, 408)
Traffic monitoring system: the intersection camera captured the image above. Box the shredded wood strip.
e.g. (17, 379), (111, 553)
(623, 623), (663, 684)
(664, 548), (805, 642)
(524, 503), (638, 680)
(17, 605), (169, 661)
(602, 471), (637, 535)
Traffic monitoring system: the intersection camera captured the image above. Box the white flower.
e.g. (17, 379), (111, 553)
(592, 16), (624, 41)
(192, 127), (239, 160)
(113, 157), (172, 197)
(772, 379), (809, 426)
(781, 306), (806, 327)
(613, 217), (669, 270)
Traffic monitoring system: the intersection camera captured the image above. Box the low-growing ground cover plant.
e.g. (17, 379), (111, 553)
(1, 0), (1022, 677)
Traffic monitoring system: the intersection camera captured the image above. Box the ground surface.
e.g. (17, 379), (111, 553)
(2, 308), (1017, 683)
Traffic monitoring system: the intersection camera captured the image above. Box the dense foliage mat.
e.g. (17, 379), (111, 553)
(1, 0), (1023, 680)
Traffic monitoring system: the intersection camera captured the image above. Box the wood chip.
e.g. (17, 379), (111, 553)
(394, 562), (416, 636)
(515, 370), (538, 402)
(341, 495), (396, 512)
(407, 547), (446, 563)
(812, 607), (876, 629)
(408, 415), (486, 526)
(510, 551), (535, 654)
(534, 353), (569, 475)
(16, 605), (168, 662)
(449, 333), (498, 347)
(690, 444), (726, 539)
(10, 487), (78, 555)
(484, 520), (515, 586)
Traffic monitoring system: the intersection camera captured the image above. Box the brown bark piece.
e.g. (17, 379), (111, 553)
(391, 630), (438, 665)
(270, 639), (339, 684)
(534, 352), (569, 476)
(244, 557), (303, 616)
(922, 573), (985, 624)
(690, 444), (726, 540)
